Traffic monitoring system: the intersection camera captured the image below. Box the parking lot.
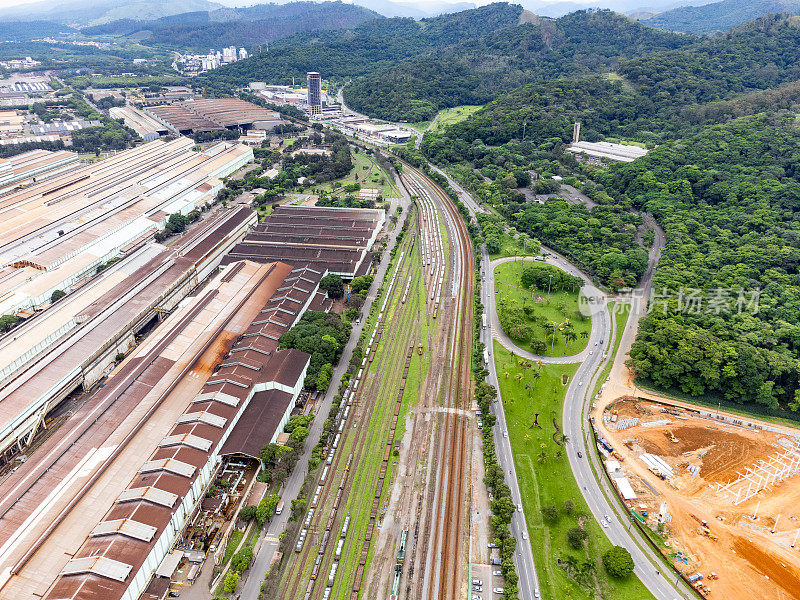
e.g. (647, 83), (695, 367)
(469, 562), (505, 599)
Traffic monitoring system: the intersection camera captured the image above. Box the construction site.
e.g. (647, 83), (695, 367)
(595, 396), (800, 600)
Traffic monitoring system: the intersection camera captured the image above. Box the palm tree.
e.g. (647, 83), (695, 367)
(504, 371), (510, 379)
(531, 370), (541, 390)
(514, 373), (523, 383)
(564, 329), (577, 352)
(580, 331), (589, 340)
(560, 433), (570, 445)
(537, 450), (548, 464)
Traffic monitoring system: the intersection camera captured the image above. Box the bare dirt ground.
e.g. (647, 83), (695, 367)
(599, 397), (800, 600)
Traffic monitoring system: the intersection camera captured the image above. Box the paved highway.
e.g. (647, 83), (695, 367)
(480, 214), (692, 600)
(480, 246), (540, 600)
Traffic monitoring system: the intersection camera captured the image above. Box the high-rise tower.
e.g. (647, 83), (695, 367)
(307, 72), (322, 115)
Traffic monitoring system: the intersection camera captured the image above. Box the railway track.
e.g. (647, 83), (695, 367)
(279, 230), (422, 600)
(402, 166), (474, 600)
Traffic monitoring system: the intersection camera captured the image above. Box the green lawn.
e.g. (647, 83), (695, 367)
(221, 531), (244, 567)
(488, 232), (524, 261)
(494, 261), (591, 357)
(255, 203), (274, 222)
(314, 149), (400, 198)
(430, 105), (482, 133)
(495, 342), (654, 600)
(405, 121), (431, 134)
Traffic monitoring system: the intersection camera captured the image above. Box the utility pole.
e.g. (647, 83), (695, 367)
(522, 120), (527, 141)
(548, 273), (553, 299)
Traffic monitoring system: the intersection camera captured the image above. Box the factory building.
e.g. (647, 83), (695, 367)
(0, 207), (256, 460)
(146, 99), (283, 135)
(109, 106), (169, 142)
(224, 205), (385, 278)
(0, 258), (324, 600)
(0, 149), (79, 194)
(0, 137), (253, 316)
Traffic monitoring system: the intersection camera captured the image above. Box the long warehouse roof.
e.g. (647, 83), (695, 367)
(223, 205), (384, 277)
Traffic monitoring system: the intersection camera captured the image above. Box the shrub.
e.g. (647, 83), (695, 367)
(603, 545), (635, 578)
(567, 526), (588, 549)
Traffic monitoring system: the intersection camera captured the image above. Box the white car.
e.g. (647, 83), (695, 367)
(472, 595), (482, 600)
(589, 351), (593, 355)
(535, 590), (540, 598)
(472, 579), (482, 586)
(517, 504), (522, 512)
(602, 521), (609, 528)
(493, 588), (505, 594)
(492, 570), (502, 576)
(605, 514), (611, 521)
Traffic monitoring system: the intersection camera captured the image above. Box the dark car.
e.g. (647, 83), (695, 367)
(577, 451), (583, 458)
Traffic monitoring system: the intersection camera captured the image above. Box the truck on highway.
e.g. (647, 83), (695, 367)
(483, 348), (489, 366)
(481, 313), (487, 329)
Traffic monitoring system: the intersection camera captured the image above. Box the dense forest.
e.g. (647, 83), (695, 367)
(642, 0), (800, 34)
(343, 10), (693, 121)
(83, 2), (380, 51)
(422, 14), (800, 153)
(203, 3), (524, 92)
(597, 114), (800, 411)
(207, 5), (800, 124)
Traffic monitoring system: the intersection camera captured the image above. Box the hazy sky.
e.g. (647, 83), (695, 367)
(0, 0), (628, 12)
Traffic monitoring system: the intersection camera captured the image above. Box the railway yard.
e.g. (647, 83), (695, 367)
(0, 134), (485, 600)
(272, 163), (477, 600)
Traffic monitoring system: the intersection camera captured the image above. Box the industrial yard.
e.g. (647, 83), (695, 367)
(596, 396), (800, 600)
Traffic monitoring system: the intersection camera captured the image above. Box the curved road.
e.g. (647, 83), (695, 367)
(482, 211), (692, 600)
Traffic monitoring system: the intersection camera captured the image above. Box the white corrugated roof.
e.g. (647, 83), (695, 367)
(118, 486), (178, 507)
(194, 390), (239, 406)
(177, 411), (227, 428)
(91, 518), (157, 542)
(140, 457), (196, 478)
(160, 432), (213, 452)
(61, 555), (132, 582)
(155, 549), (183, 578)
(613, 476), (638, 500)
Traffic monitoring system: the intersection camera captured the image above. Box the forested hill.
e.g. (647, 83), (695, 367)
(82, 2), (381, 51)
(203, 2), (523, 91)
(643, 0), (800, 34)
(423, 13), (800, 158)
(343, 9), (692, 121)
(600, 114), (800, 412)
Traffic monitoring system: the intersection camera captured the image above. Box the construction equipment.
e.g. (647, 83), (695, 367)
(417, 343), (423, 355)
(697, 526), (719, 541)
(666, 429), (679, 443)
(708, 573), (719, 580)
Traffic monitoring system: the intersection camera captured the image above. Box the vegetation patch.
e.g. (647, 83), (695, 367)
(494, 261), (590, 357)
(494, 342), (652, 600)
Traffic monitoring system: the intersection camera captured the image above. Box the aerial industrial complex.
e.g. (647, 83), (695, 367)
(146, 99), (284, 135)
(224, 206), (384, 278)
(0, 131), (386, 599)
